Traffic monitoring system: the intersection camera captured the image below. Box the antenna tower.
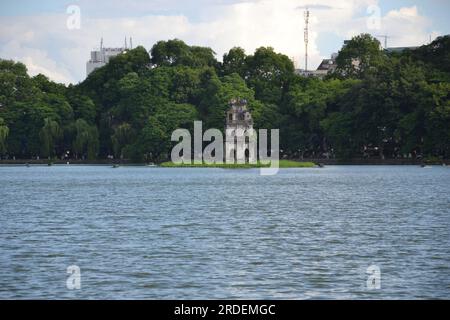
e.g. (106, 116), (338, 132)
(304, 8), (310, 72)
(376, 35), (390, 49)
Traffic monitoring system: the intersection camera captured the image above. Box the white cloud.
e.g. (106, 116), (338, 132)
(0, 39), (74, 84)
(0, 1), (441, 84)
(380, 5), (439, 47)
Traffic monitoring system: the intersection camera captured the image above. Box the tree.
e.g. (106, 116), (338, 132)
(169, 66), (201, 104)
(280, 77), (357, 156)
(113, 72), (154, 127)
(150, 39), (191, 66)
(79, 46), (151, 108)
(1, 36), (449, 162)
(67, 93), (97, 124)
(150, 39), (217, 68)
(0, 117), (9, 155)
(39, 118), (62, 158)
(136, 117), (169, 162)
(407, 35), (450, 80)
(73, 119), (99, 159)
(33, 74), (66, 96)
(335, 33), (384, 78)
(423, 82), (450, 157)
(320, 112), (355, 158)
(190, 46), (217, 68)
(245, 47), (295, 104)
(111, 123), (134, 158)
(196, 70), (262, 130)
(222, 47), (247, 77)
(0, 60), (37, 106)
(131, 102), (198, 162)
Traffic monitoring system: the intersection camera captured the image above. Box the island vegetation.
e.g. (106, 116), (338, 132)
(0, 34), (449, 164)
(160, 160), (316, 168)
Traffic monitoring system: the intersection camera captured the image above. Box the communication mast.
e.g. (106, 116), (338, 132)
(376, 35), (390, 49)
(304, 8), (310, 72)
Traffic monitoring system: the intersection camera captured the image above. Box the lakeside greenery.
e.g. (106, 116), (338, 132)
(160, 160), (316, 168)
(0, 34), (449, 162)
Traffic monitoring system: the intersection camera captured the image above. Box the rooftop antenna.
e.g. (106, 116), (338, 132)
(304, 8), (310, 72)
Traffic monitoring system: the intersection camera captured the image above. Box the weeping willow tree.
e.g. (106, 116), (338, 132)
(0, 117), (9, 155)
(111, 122), (133, 158)
(73, 119), (99, 160)
(39, 117), (62, 158)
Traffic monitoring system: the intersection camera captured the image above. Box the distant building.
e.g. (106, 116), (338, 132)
(295, 52), (338, 79)
(385, 46), (419, 53)
(295, 39), (423, 79)
(315, 57), (337, 76)
(225, 98), (256, 163)
(86, 37), (132, 77)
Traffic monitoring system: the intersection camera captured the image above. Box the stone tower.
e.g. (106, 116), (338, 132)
(225, 98), (256, 163)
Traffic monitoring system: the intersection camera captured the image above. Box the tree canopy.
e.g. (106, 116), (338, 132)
(0, 35), (449, 161)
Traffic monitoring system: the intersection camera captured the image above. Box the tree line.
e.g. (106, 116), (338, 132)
(0, 34), (449, 162)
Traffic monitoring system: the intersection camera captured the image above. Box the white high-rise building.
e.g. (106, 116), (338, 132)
(86, 37), (132, 77)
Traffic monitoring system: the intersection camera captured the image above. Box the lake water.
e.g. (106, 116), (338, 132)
(0, 165), (449, 299)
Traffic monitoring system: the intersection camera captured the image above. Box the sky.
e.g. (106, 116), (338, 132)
(0, 0), (448, 84)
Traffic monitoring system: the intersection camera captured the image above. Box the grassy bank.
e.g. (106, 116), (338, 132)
(159, 160), (316, 168)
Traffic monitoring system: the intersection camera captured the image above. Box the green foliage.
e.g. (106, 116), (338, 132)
(406, 35), (450, 81)
(79, 46), (151, 107)
(136, 117), (169, 162)
(0, 117), (9, 154)
(222, 47), (247, 78)
(39, 117), (62, 157)
(277, 160), (316, 168)
(150, 39), (217, 68)
(320, 112), (355, 158)
(66, 93), (97, 124)
(335, 33), (384, 79)
(160, 160), (315, 168)
(112, 122), (134, 158)
(199, 71), (256, 129)
(135, 102), (198, 162)
(245, 47), (295, 104)
(1, 35), (449, 161)
(73, 119), (99, 159)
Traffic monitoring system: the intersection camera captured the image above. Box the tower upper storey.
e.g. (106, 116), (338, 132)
(225, 98), (253, 129)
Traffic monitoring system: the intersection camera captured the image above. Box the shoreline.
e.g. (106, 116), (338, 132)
(0, 158), (447, 166)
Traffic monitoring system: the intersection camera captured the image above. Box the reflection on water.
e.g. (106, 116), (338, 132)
(0, 165), (449, 299)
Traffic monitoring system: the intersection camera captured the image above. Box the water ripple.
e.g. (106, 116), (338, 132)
(0, 165), (449, 299)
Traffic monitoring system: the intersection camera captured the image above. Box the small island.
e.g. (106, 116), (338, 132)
(160, 159), (316, 168)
